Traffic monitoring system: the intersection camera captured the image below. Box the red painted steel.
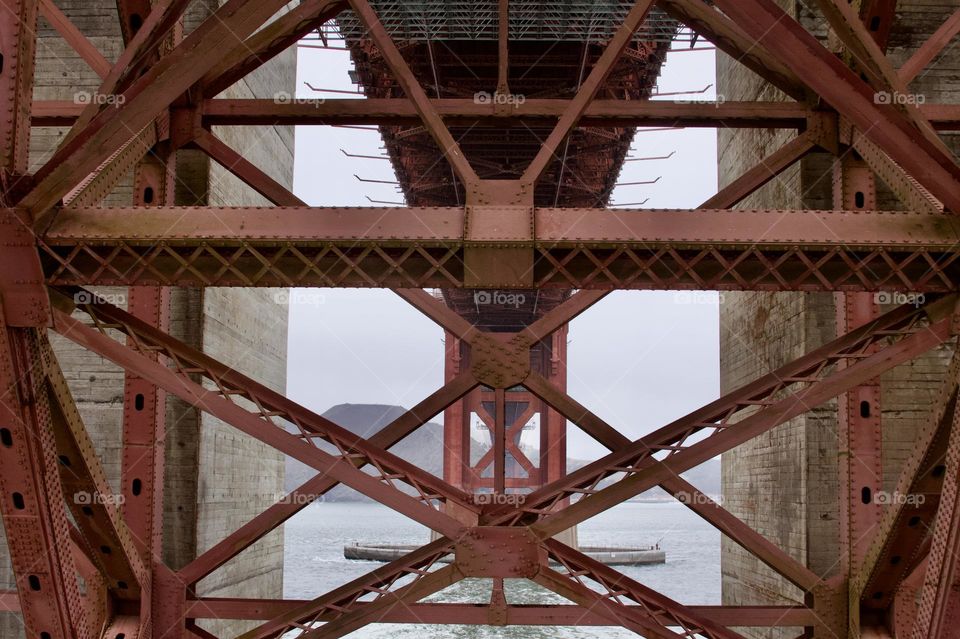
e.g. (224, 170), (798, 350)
(0, 326), (90, 639)
(834, 157), (884, 573)
(182, 599), (819, 627)
(3, 1), (960, 637)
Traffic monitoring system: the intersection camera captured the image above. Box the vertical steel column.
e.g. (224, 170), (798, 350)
(121, 152), (173, 561)
(540, 327), (568, 485)
(834, 157), (883, 573)
(493, 388), (506, 494)
(0, 326), (90, 639)
(442, 332), (470, 490)
(0, 0), (38, 181)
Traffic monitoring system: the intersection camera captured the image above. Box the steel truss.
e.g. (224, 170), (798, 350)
(2, 0), (960, 638)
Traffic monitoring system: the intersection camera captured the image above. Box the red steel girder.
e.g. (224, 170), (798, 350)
(38, 0), (110, 78)
(0, 325), (91, 639)
(899, 9), (960, 84)
(856, 351), (960, 611)
(201, 0), (346, 98)
(521, 0), (656, 185)
(709, 0), (960, 213)
(834, 157), (884, 574)
(239, 538), (456, 639)
(911, 389), (960, 638)
(700, 130), (820, 209)
(657, 0), (807, 100)
(538, 539), (747, 639)
(19, 0), (292, 220)
(121, 150), (175, 563)
(191, 129), (306, 206)
(30, 98), (960, 130)
(36, 206), (960, 292)
(50, 294), (477, 538)
(177, 372), (477, 585)
(0, 0), (38, 178)
(480, 297), (957, 537)
(44, 342), (149, 599)
(183, 599), (819, 627)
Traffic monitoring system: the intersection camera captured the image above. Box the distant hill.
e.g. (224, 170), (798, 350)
(287, 404), (720, 502)
(285, 404), (487, 501)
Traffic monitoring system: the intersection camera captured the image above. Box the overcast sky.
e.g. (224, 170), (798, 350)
(287, 41), (720, 461)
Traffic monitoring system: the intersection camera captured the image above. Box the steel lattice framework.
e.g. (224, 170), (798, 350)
(1, 1), (960, 638)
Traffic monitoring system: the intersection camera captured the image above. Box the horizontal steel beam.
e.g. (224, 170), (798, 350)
(27, 99), (960, 130)
(183, 599), (818, 627)
(41, 206), (960, 248)
(38, 206), (960, 291)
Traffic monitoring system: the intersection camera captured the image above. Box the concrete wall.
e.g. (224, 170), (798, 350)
(717, 3), (958, 638)
(0, 3), (294, 637)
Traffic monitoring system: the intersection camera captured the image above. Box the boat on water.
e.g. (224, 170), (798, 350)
(344, 543), (665, 566)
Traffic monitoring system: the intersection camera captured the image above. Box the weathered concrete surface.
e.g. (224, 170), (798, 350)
(0, 3), (294, 637)
(717, 3), (958, 638)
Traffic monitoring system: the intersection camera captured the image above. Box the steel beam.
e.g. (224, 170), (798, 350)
(121, 151), (173, 564)
(43, 342), (148, 598)
(0, 325), (90, 639)
(710, 0), (960, 213)
(177, 372), (476, 585)
(899, 9), (960, 84)
(51, 298), (475, 537)
(63, 124), (158, 207)
(202, 0), (344, 97)
(20, 0), (291, 220)
(30, 98), (960, 130)
(0, 0), (38, 180)
(700, 130), (818, 209)
(38, 0), (111, 78)
(834, 157), (884, 576)
(856, 351), (960, 610)
(346, 0), (479, 187)
(37, 206), (960, 292)
(296, 565), (462, 639)
(191, 130), (306, 206)
(521, 0), (655, 184)
(482, 298), (956, 531)
(658, 0), (807, 100)
(526, 310), (954, 537)
(182, 599), (819, 626)
(238, 539), (455, 639)
(845, 118), (944, 215)
(911, 393), (960, 638)
(541, 539), (747, 639)
(533, 565), (689, 639)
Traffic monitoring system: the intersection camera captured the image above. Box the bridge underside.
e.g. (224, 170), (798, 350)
(1, 1), (960, 639)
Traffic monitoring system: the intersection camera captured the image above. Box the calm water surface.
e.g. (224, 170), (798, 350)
(283, 501), (720, 638)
